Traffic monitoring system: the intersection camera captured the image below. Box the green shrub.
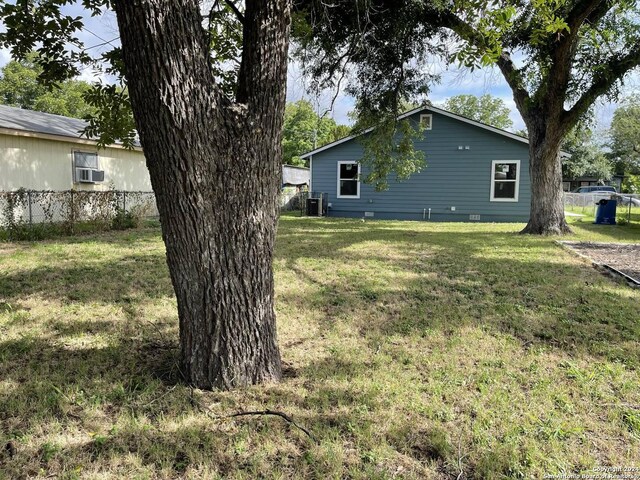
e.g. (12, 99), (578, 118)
(112, 207), (138, 230)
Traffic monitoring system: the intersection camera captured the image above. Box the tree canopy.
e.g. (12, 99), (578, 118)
(610, 94), (640, 175)
(282, 100), (350, 166)
(561, 123), (612, 181)
(441, 94), (513, 130)
(0, 52), (94, 119)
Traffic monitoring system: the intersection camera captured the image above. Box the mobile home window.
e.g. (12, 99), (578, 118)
(337, 161), (360, 198)
(73, 151), (100, 183)
(490, 160), (520, 202)
(74, 151), (98, 169)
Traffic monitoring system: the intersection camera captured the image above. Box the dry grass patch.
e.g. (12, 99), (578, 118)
(1, 218), (639, 479)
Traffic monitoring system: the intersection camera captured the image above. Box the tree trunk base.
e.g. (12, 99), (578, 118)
(520, 220), (572, 235)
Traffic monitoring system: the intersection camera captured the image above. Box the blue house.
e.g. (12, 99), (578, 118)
(300, 105), (533, 222)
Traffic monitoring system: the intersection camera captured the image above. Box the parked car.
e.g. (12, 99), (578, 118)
(571, 185), (617, 193)
(615, 194), (640, 207)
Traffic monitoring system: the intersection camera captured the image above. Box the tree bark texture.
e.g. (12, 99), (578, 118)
(112, 0), (290, 389)
(521, 120), (572, 235)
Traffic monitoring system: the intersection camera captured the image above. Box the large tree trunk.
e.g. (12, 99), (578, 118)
(112, 0), (290, 389)
(521, 125), (572, 235)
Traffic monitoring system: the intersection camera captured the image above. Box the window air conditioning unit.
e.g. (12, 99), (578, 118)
(76, 168), (105, 183)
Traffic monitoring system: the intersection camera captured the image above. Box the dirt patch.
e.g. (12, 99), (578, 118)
(0, 245), (19, 256)
(563, 242), (640, 284)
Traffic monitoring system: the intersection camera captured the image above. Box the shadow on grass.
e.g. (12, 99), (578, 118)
(2, 219), (639, 369)
(0, 333), (360, 478)
(568, 219), (640, 241)
(1, 219), (639, 477)
(0, 251), (173, 304)
(277, 219), (640, 367)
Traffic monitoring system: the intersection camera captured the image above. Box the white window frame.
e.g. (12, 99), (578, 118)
(490, 160), (520, 202)
(337, 161), (361, 199)
(419, 114), (432, 130)
(72, 149), (100, 183)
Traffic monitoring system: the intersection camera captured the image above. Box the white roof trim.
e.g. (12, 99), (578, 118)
(299, 105), (570, 159)
(0, 126), (143, 151)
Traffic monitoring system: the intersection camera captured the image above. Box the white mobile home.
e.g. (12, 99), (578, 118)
(0, 105), (151, 192)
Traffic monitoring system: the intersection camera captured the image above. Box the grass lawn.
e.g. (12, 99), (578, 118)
(1, 216), (640, 479)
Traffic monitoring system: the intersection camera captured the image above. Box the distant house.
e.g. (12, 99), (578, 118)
(562, 174), (624, 192)
(0, 105), (150, 192)
(301, 105), (542, 222)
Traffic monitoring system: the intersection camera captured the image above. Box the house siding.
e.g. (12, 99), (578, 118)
(0, 133), (151, 192)
(310, 110), (531, 222)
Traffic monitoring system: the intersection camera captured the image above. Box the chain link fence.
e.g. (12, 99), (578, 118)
(279, 188), (305, 212)
(0, 190), (158, 238)
(564, 192), (640, 223)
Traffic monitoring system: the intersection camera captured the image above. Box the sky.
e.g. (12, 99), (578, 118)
(0, 4), (637, 136)
(287, 58), (635, 135)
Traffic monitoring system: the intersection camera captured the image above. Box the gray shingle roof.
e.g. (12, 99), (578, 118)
(0, 104), (89, 139)
(0, 104), (140, 147)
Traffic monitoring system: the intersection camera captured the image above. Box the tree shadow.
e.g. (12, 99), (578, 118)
(0, 250), (173, 305)
(276, 220), (640, 367)
(1, 221), (639, 477)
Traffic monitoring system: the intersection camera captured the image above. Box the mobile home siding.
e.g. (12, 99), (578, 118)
(0, 133), (151, 192)
(310, 110), (531, 222)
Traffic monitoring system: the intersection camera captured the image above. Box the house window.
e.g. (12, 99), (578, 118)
(337, 161), (360, 198)
(419, 114), (432, 130)
(490, 160), (520, 202)
(73, 151), (100, 183)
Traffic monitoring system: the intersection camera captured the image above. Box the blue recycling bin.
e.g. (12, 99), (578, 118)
(594, 198), (617, 225)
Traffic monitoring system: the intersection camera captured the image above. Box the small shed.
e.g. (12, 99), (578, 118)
(282, 165), (310, 189)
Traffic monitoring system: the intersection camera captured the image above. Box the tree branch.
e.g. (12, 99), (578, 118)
(495, 52), (532, 117)
(564, 0), (609, 32)
(235, 0), (290, 113)
(228, 410), (317, 442)
(222, 0), (245, 25)
(564, 45), (640, 127)
(188, 388), (317, 442)
(544, 0), (612, 112)
(437, 10), (532, 116)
